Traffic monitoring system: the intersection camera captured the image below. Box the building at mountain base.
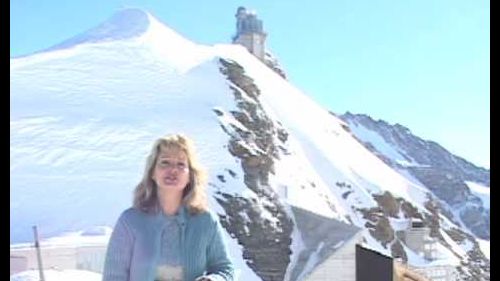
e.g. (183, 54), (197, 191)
(408, 264), (457, 281)
(289, 206), (392, 281)
(289, 206), (458, 281)
(397, 218), (458, 281)
(10, 245), (107, 275)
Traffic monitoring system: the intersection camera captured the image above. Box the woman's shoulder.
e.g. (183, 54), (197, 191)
(118, 207), (157, 225)
(120, 206), (143, 217)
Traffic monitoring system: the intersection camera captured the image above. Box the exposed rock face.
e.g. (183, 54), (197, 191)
(359, 191), (423, 257)
(373, 191), (400, 217)
(340, 112), (490, 240)
(420, 197), (489, 281)
(359, 190), (490, 280)
(391, 240), (407, 261)
(409, 167), (489, 239)
(215, 58), (294, 281)
(340, 113), (490, 280)
(212, 60), (492, 280)
(359, 206), (395, 248)
(445, 227), (490, 281)
(264, 52), (287, 79)
(341, 113), (488, 183)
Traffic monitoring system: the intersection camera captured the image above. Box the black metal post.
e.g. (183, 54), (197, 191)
(32, 225), (45, 281)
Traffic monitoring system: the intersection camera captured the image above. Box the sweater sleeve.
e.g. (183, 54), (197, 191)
(203, 217), (235, 281)
(102, 212), (134, 281)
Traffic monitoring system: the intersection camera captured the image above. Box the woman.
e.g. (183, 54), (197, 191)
(102, 134), (234, 281)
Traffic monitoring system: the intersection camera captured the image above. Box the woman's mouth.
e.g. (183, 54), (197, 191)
(164, 176), (178, 185)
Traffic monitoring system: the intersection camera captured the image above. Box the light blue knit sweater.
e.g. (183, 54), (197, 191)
(102, 206), (234, 281)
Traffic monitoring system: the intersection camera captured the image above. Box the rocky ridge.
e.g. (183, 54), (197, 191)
(340, 112), (489, 240)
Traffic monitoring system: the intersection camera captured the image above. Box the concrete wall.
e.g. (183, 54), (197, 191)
(405, 228), (430, 255)
(234, 33), (266, 60)
(76, 246), (107, 273)
(10, 245), (107, 275)
(410, 265), (457, 281)
(302, 233), (362, 281)
(10, 255), (28, 275)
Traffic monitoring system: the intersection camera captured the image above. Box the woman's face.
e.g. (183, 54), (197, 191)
(152, 146), (190, 193)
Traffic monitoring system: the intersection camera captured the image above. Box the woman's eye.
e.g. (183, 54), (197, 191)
(159, 160), (170, 167)
(157, 159), (187, 170)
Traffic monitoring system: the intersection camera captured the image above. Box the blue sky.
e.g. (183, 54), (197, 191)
(10, 0), (490, 169)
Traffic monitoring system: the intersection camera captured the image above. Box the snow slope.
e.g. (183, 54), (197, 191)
(11, 8), (485, 280)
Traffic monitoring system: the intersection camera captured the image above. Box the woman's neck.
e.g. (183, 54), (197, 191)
(157, 189), (183, 215)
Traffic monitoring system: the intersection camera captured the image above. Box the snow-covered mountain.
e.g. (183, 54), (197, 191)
(10, 8), (489, 280)
(340, 112), (490, 240)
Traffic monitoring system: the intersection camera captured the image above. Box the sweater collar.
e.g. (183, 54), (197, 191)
(157, 204), (188, 227)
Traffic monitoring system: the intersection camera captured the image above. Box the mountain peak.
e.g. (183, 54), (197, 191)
(44, 8), (152, 53)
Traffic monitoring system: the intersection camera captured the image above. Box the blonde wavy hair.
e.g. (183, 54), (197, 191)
(133, 134), (208, 214)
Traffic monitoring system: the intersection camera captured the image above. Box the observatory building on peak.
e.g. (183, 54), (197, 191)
(232, 6), (267, 61)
